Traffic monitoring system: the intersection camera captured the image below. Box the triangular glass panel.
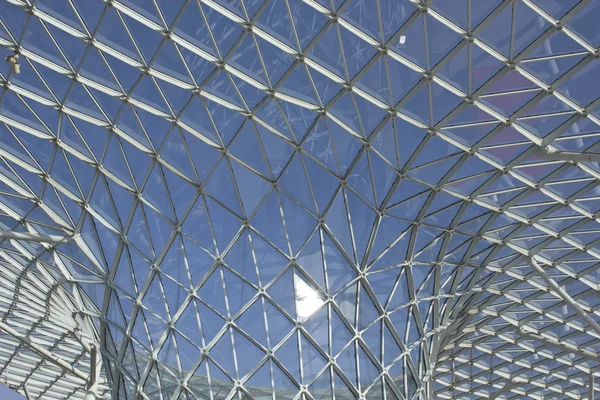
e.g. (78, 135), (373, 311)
(230, 159), (271, 217)
(276, 332), (301, 383)
(236, 299), (268, 348)
(222, 266), (257, 316)
(197, 267), (227, 316)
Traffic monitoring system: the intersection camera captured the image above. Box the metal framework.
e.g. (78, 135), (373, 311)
(0, 0), (599, 399)
(0, 230), (73, 244)
(538, 149), (600, 162)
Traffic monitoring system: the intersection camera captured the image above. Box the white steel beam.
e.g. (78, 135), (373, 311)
(0, 231), (72, 244)
(489, 381), (520, 400)
(23, 384), (32, 400)
(85, 345), (98, 400)
(538, 149), (600, 162)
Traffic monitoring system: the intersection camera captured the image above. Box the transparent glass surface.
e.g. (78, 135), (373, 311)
(0, 0), (599, 399)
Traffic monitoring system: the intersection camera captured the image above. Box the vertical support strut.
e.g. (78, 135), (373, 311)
(23, 384), (32, 400)
(590, 374), (595, 400)
(85, 345), (98, 400)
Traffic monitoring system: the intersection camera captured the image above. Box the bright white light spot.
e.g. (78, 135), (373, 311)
(399, 35), (407, 45)
(294, 274), (324, 322)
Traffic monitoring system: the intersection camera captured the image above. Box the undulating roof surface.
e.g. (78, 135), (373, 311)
(1, 0), (600, 399)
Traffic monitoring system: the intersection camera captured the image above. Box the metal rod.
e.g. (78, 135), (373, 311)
(89, 345), (97, 388)
(489, 381), (519, 399)
(591, 374), (595, 400)
(0, 230), (72, 244)
(85, 345), (98, 400)
(23, 384), (32, 400)
(538, 149), (600, 162)
(529, 258), (600, 338)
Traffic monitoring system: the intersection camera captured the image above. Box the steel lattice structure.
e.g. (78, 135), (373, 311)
(0, 0), (600, 399)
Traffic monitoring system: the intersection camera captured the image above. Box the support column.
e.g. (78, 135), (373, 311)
(23, 385), (32, 400)
(85, 345), (98, 400)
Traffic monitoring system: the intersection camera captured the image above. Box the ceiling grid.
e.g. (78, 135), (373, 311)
(0, 0), (600, 399)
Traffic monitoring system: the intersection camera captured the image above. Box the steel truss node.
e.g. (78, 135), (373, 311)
(0, 0), (600, 399)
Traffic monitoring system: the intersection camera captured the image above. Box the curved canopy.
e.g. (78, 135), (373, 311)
(0, 0), (600, 399)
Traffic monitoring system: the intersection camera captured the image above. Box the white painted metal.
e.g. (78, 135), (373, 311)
(23, 385), (32, 400)
(489, 382), (519, 400)
(0, 0), (597, 399)
(538, 149), (600, 162)
(0, 230), (73, 244)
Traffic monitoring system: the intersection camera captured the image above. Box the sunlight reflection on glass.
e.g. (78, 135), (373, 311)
(294, 273), (324, 322)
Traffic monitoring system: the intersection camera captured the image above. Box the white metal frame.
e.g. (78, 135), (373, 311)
(0, 0), (599, 399)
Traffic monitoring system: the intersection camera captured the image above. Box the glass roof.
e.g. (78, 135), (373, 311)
(0, 0), (600, 399)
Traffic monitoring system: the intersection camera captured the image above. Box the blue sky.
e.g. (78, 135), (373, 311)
(0, 385), (24, 400)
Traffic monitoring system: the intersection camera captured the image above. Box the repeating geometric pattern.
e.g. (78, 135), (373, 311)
(0, 254), (110, 399)
(0, 0), (600, 399)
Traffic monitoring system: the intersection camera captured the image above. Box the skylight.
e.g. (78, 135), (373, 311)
(0, 0), (599, 399)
